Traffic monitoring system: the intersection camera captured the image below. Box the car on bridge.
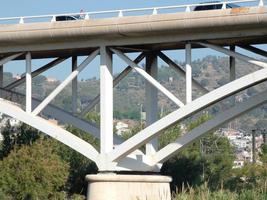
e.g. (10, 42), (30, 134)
(193, 1), (239, 11)
(55, 15), (84, 21)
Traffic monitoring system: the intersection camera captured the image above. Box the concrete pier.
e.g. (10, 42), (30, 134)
(86, 174), (172, 200)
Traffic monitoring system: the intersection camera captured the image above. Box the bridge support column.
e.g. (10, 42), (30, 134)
(100, 46), (113, 154)
(186, 43), (192, 103)
(26, 52), (32, 113)
(230, 45), (236, 81)
(86, 174), (172, 200)
(72, 56), (78, 114)
(145, 52), (158, 155)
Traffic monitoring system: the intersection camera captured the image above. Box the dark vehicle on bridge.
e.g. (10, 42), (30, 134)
(55, 15), (84, 21)
(193, 1), (239, 11)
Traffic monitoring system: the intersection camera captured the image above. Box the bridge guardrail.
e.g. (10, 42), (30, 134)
(0, 0), (264, 25)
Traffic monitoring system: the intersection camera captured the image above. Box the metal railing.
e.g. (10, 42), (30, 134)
(0, 0), (264, 25)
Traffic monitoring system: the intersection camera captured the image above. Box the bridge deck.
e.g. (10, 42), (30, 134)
(0, 6), (266, 59)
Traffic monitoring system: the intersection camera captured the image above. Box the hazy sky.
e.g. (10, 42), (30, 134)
(1, 0), (266, 80)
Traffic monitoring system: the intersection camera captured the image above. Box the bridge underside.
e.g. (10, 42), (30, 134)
(0, 5), (266, 172)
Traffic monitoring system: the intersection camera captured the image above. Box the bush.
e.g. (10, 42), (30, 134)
(0, 140), (69, 199)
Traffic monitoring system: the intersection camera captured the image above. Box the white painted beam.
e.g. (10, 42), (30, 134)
(158, 51), (208, 94)
(26, 52), (32, 113)
(152, 89), (267, 164)
(0, 53), (23, 66)
(100, 46), (113, 154)
(5, 57), (67, 90)
(186, 43), (192, 103)
(0, 99), (100, 164)
(0, 87), (126, 144)
(111, 48), (184, 108)
(198, 42), (267, 68)
(32, 49), (99, 116)
(72, 56), (78, 114)
(145, 53), (158, 155)
(108, 67), (267, 162)
(80, 53), (145, 117)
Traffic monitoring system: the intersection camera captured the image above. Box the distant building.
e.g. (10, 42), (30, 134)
(233, 160), (244, 168)
(13, 74), (21, 80)
(9, 118), (21, 127)
(46, 77), (57, 83)
(116, 121), (130, 136)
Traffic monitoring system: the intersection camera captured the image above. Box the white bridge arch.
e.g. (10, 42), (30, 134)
(0, 41), (266, 172)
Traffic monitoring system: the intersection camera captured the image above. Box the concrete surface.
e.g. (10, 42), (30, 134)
(86, 174), (172, 200)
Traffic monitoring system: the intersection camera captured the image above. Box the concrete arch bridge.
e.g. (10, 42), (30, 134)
(0, 1), (267, 199)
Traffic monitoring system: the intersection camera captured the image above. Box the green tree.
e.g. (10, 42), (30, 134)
(0, 139), (69, 200)
(259, 143), (267, 164)
(51, 112), (100, 196)
(52, 125), (99, 196)
(161, 115), (234, 191)
(0, 122), (40, 159)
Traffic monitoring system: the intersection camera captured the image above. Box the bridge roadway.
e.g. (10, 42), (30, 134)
(0, 6), (266, 59)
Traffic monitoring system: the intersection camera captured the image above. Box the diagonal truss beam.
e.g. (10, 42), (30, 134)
(0, 99), (99, 163)
(0, 87), (123, 144)
(152, 89), (267, 164)
(158, 51), (209, 94)
(239, 45), (267, 58)
(4, 57), (67, 90)
(80, 52), (145, 117)
(32, 49), (99, 116)
(0, 53), (24, 66)
(108, 67), (267, 162)
(111, 48), (185, 108)
(197, 42), (267, 68)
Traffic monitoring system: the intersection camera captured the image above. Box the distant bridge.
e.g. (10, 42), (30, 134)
(0, 0), (266, 172)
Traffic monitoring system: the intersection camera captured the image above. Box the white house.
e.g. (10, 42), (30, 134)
(116, 121), (130, 136)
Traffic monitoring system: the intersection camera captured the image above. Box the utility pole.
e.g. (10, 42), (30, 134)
(252, 129), (256, 164)
(139, 103), (143, 129)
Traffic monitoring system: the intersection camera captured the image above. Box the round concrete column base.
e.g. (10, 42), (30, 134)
(85, 174), (172, 200)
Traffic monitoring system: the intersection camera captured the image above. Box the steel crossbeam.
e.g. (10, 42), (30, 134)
(32, 49), (99, 116)
(4, 57), (67, 90)
(239, 45), (267, 58)
(158, 51), (208, 94)
(0, 53), (23, 66)
(198, 42), (267, 68)
(111, 48), (185, 108)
